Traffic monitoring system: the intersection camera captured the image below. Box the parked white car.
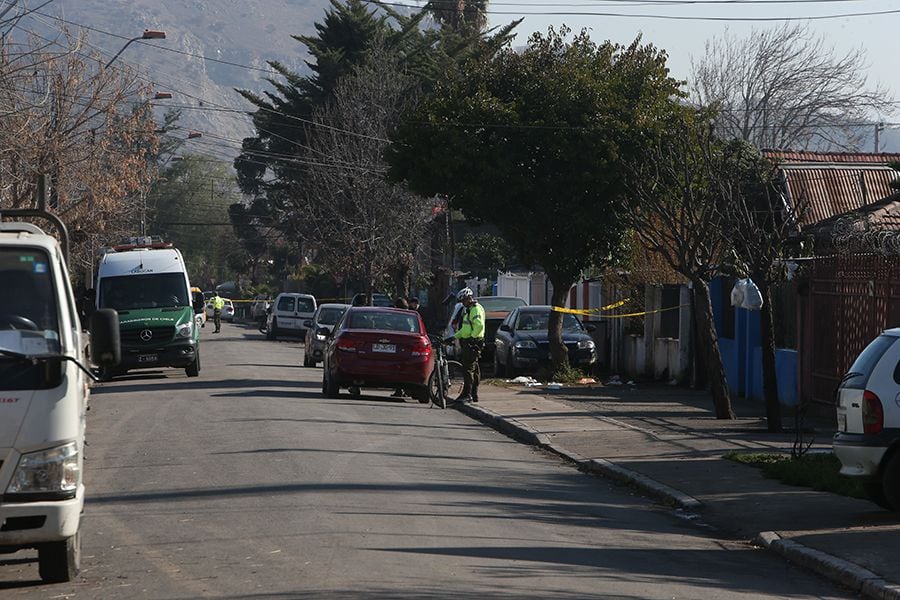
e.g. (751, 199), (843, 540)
(834, 327), (900, 510)
(205, 298), (235, 322)
(266, 293), (317, 340)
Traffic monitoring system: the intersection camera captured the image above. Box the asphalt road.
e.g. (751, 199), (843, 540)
(1, 321), (855, 599)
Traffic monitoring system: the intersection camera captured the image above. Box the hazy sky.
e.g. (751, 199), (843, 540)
(482, 0), (899, 125)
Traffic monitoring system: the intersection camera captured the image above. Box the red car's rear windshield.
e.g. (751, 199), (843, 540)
(349, 310), (421, 333)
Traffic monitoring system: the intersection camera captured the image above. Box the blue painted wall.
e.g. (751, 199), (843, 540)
(710, 277), (798, 407)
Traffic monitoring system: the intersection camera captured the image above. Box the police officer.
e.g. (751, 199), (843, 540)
(210, 291), (225, 333)
(448, 288), (484, 402)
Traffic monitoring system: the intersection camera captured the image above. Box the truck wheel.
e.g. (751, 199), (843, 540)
(38, 531), (80, 583)
(97, 366), (114, 382)
(185, 352), (200, 378)
(881, 453), (900, 511)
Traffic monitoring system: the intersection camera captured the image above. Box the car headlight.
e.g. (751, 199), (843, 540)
(176, 321), (194, 338)
(578, 339), (595, 350)
(7, 442), (80, 497)
(316, 334), (327, 341)
(514, 340), (537, 350)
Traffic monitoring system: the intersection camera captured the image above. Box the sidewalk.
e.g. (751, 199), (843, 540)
(457, 381), (900, 600)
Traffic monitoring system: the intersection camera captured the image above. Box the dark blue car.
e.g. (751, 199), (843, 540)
(493, 305), (597, 377)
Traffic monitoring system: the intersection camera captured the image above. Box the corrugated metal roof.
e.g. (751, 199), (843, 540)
(761, 150), (900, 227)
(808, 194), (900, 233)
(764, 150), (900, 164)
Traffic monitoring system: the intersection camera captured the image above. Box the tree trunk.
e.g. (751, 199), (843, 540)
(548, 277), (573, 373)
(691, 278), (736, 419)
(755, 275), (782, 432)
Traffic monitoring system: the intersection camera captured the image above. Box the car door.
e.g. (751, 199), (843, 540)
(494, 308), (518, 366)
(276, 295), (297, 330)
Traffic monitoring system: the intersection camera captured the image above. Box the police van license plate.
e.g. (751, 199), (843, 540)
(138, 354), (158, 363)
(373, 343), (396, 353)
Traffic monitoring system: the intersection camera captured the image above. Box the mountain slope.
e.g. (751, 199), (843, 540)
(28, 0), (333, 162)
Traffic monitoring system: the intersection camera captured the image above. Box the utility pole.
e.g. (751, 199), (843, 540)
(875, 122), (885, 153)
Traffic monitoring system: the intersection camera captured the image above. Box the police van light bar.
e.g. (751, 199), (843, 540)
(110, 235), (173, 252)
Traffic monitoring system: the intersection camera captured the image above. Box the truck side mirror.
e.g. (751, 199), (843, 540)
(89, 309), (121, 366)
(499, 324), (511, 332)
(192, 291), (205, 314)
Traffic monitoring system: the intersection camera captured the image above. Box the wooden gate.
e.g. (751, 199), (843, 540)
(798, 254), (900, 406)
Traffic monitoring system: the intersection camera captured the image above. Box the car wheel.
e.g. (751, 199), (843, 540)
(303, 353), (313, 367)
(185, 351), (200, 378)
(412, 385), (430, 404)
(880, 452), (900, 510)
(38, 531), (80, 583)
(267, 318), (277, 341)
(323, 368), (339, 398)
(506, 351), (518, 377)
(494, 351), (506, 378)
(863, 480), (891, 510)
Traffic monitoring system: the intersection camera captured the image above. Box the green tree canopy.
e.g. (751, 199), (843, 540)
(389, 27), (685, 371)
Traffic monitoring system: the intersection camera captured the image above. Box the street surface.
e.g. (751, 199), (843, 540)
(1, 322), (854, 599)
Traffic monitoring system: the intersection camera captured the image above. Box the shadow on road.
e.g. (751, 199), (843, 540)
(91, 378), (319, 395)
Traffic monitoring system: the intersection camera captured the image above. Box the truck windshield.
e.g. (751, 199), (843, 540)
(100, 273), (189, 311)
(0, 248), (62, 388)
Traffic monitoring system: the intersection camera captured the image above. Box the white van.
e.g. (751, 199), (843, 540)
(265, 293), (316, 340)
(0, 215), (119, 582)
(95, 240), (203, 379)
(834, 328), (900, 510)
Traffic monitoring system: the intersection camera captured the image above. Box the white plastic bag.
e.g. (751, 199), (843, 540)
(731, 278), (763, 310)
(741, 278), (763, 310)
(730, 279), (746, 307)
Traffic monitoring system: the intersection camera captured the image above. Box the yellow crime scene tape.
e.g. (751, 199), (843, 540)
(551, 298), (629, 315)
(552, 300), (689, 319)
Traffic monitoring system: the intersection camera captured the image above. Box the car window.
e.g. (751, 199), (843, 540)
(317, 307), (346, 326)
(479, 297), (527, 312)
(277, 296), (295, 312)
(894, 360), (900, 385)
(842, 335), (897, 390)
(515, 311), (583, 331)
(350, 311), (420, 333)
(297, 297), (315, 312)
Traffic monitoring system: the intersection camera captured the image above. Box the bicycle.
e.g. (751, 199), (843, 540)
(428, 334), (465, 409)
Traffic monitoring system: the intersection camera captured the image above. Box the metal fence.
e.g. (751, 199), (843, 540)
(799, 254), (900, 406)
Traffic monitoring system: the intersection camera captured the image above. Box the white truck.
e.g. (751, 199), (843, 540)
(0, 210), (119, 582)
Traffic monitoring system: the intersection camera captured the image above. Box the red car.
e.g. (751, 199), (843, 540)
(321, 307), (434, 402)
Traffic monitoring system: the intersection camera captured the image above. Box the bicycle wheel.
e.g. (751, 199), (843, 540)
(444, 360), (465, 405)
(428, 365), (447, 409)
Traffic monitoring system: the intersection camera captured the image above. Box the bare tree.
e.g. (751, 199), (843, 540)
(293, 49), (431, 298)
(624, 115), (736, 419)
(723, 143), (809, 432)
(0, 27), (159, 279)
(690, 23), (894, 151)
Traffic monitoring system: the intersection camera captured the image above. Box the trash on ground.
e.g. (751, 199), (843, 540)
(547, 382), (562, 390)
(509, 376), (540, 385)
(606, 374), (623, 386)
(576, 377), (597, 385)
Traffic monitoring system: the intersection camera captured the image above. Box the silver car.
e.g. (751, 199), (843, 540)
(303, 303), (350, 367)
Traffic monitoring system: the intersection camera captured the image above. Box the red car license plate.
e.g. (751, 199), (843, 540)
(138, 354), (158, 363)
(372, 343), (396, 353)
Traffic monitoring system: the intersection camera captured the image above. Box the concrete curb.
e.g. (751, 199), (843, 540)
(456, 400), (898, 599)
(455, 402), (701, 510)
(757, 531), (900, 600)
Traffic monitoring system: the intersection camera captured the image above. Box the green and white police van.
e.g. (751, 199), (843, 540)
(95, 239), (204, 380)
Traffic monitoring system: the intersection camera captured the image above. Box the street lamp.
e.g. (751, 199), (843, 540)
(105, 29), (166, 68)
